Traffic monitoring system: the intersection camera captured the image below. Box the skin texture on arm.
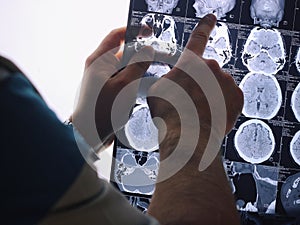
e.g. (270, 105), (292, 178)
(147, 14), (243, 225)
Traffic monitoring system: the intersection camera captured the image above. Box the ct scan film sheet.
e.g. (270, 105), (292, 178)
(111, 0), (300, 216)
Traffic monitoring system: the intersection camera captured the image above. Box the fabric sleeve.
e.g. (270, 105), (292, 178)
(0, 71), (159, 225)
(39, 164), (160, 225)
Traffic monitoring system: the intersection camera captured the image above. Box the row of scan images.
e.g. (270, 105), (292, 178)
(131, 0), (300, 31)
(225, 161), (300, 217)
(117, 69), (300, 155)
(111, 146), (300, 216)
(231, 119), (300, 165)
(114, 114), (300, 190)
(126, 11), (300, 75)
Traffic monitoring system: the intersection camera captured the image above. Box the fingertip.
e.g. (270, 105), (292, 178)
(196, 14), (217, 28)
(205, 14), (217, 24)
(185, 14), (217, 57)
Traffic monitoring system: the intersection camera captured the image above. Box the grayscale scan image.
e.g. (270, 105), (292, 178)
(113, 148), (159, 195)
(290, 130), (300, 166)
(203, 22), (232, 68)
(250, 0), (285, 28)
(241, 27), (286, 75)
(225, 161), (278, 213)
(291, 83), (300, 122)
(239, 72), (282, 120)
(135, 13), (178, 56)
(296, 47), (300, 73)
(145, 0), (180, 14)
(193, 0), (237, 19)
(124, 104), (159, 152)
(280, 172), (300, 216)
(113, 0), (300, 221)
(234, 119), (275, 164)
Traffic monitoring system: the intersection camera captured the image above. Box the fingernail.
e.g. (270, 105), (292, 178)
(205, 14), (217, 23)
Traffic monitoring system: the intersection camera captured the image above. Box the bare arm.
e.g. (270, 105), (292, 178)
(147, 14), (243, 225)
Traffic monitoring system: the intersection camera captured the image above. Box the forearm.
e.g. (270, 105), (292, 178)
(148, 125), (240, 225)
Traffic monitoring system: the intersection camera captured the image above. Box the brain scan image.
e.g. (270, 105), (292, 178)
(290, 130), (300, 166)
(125, 104), (159, 152)
(234, 119), (275, 164)
(193, 0), (236, 20)
(203, 22), (232, 68)
(280, 172), (300, 216)
(296, 47), (300, 73)
(239, 73), (282, 120)
(115, 148), (159, 195)
(228, 162), (278, 213)
(291, 83), (300, 122)
(242, 27), (286, 75)
(135, 13), (178, 56)
(136, 63), (171, 105)
(250, 0), (285, 28)
(145, 0), (179, 14)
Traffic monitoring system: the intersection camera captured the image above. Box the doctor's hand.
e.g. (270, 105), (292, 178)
(147, 14), (243, 225)
(72, 27), (154, 149)
(147, 14), (243, 161)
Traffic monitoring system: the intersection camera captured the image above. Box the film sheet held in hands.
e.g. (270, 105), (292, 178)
(111, 0), (300, 218)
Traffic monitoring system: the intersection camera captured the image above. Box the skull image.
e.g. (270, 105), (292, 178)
(234, 119), (275, 164)
(296, 47), (300, 73)
(250, 0), (285, 28)
(145, 0), (179, 14)
(290, 130), (300, 166)
(124, 104), (159, 152)
(291, 82), (300, 122)
(203, 22), (232, 68)
(280, 172), (300, 216)
(242, 27), (286, 75)
(193, 0), (236, 19)
(115, 149), (159, 195)
(135, 13), (178, 56)
(239, 72), (282, 120)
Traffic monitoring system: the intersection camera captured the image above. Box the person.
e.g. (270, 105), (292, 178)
(0, 14), (243, 225)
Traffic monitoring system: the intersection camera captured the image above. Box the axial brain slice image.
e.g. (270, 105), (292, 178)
(203, 22), (232, 68)
(242, 27), (286, 75)
(250, 0), (285, 28)
(135, 13), (178, 56)
(290, 131), (300, 166)
(234, 119), (275, 164)
(193, 0), (236, 19)
(124, 104), (159, 152)
(291, 83), (300, 122)
(239, 72), (282, 120)
(145, 0), (179, 14)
